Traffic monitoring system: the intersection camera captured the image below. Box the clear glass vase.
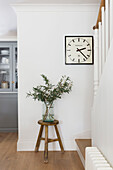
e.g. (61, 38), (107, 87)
(42, 104), (54, 122)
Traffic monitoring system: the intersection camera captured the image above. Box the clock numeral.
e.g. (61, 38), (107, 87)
(78, 55), (80, 57)
(68, 43), (71, 46)
(87, 55), (90, 57)
(87, 44), (90, 46)
(83, 58), (86, 61)
(78, 59), (80, 63)
(87, 49), (91, 51)
(72, 39), (75, 42)
(72, 58), (75, 61)
(78, 38), (80, 42)
(67, 49), (71, 51)
(68, 55), (71, 57)
(83, 39), (85, 42)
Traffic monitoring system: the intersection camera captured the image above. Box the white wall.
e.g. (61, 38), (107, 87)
(92, 38), (113, 167)
(0, 0), (20, 36)
(0, 0), (99, 36)
(13, 4), (98, 151)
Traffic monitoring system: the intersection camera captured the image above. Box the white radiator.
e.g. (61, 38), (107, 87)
(85, 147), (113, 170)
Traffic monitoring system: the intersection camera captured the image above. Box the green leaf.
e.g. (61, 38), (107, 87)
(27, 74), (73, 105)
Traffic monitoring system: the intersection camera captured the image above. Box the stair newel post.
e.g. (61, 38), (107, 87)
(94, 29), (99, 97)
(93, 25), (101, 142)
(98, 22), (102, 79)
(105, 0), (109, 58)
(101, 6), (105, 72)
(110, 0), (113, 44)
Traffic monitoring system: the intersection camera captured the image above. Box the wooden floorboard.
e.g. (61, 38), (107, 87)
(75, 139), (91, 159)
(0, 133), (84, 170)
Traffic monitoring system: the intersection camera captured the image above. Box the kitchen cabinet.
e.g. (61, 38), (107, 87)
(0, 42), (18, 92)
(0, 42), (18, 132)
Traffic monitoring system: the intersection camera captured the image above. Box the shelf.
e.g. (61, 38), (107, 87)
(0, 63), (9, 65)
(0, 64), (10, 70)
(0, 54), (9, 56)
(0, 66), (10, 69)
(0, 92), (18, 94)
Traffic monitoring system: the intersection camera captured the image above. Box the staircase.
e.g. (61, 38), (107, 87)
(75, 139), (91, 168)
(76, 0), (113, 168)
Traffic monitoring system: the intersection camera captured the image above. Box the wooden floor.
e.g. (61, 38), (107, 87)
(75, 139), (91, 159)
(0, 133), (84, 170)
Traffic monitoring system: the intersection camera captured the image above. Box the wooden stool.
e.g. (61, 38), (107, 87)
(35, 120), (64, 163)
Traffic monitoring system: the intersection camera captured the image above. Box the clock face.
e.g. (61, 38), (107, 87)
(65, 36), (94, 65)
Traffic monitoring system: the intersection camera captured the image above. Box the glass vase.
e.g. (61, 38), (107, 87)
(42, 104), (54, 122)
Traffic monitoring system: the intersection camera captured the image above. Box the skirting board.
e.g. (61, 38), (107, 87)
(75, 130), (91, 139)
(17, 139), (77, 151)
(76, 144), (85, 168)
(0, 128), (18, 132)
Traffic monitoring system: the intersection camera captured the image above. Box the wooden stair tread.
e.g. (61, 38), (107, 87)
(75, 139), (92, 159)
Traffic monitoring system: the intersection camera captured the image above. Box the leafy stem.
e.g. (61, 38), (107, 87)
(27, 74), (73, 115)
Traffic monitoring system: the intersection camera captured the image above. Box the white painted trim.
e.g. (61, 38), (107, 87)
(75, 130), (91, 139)
(0, 92), (18, 94)
(105, 0), (109, 58)
(101, 7), (105, 72)
(98, 22), (102, 80)
(17, 139), (76, 151)
(11, 3), (100, 6)
(17, 140), (35, 151)
(110, 0), (113, 43)
(0, 128), (18, 132)
(94, 29), (99, 96)
(0, 36), (17, 42)
(76, 144), (85, 168)
(11, 4), (99, 13)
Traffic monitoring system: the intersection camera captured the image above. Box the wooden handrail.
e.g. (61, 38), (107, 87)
(93, 0), (105, 30)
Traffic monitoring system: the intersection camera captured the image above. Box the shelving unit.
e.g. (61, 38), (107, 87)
(0, 41), (18, 132)
(0, 42), (18, 92)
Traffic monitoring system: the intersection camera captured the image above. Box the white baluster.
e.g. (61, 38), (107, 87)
(110, 0), (113, 43)
(98, 22), (102, 79)
(94, 29), (99, 96)
(101, 7), (105, 71)
(105, 0), (109, 58)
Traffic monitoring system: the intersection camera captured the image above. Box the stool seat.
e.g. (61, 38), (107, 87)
(38, 120), (59, 126)
(35, 119), (64, 163)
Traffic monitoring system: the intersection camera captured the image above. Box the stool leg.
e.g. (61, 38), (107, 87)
(44, 125), (48, 163)
(54, 125), (64, 153)
(35, 125), (44, 151)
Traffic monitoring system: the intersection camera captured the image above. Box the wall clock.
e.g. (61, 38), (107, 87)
(65, 36), (94, 65)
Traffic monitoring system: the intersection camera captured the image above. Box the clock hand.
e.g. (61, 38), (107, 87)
(76, 47), (86, 52)
(77, 48), (88, 59)
(79, 47), (86, 51)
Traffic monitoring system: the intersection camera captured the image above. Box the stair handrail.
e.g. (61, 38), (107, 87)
(93, 0), (105, 30)
(93, 0), (113, 96)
